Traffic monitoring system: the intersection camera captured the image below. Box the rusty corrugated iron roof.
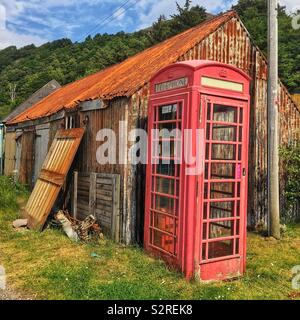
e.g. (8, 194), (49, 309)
(8, 11), (236, 125)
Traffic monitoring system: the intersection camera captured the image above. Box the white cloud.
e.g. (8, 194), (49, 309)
(0, 28), (44, 49)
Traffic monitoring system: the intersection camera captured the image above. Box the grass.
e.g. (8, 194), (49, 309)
(0, 176), (300, 300)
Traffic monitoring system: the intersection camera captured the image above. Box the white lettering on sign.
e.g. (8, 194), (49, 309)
(155, 77), (188, 93)
(162, 104), (177, 114)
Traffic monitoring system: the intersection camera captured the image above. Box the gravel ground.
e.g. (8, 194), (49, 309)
(0, 287), (32, 300)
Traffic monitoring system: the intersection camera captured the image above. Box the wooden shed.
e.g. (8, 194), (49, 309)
(2, 80), (61, 184)
(6, 11), (300, 244)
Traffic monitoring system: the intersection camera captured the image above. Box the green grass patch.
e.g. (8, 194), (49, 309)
(0, 176), (29, 210)
(0, 182), (300, 300)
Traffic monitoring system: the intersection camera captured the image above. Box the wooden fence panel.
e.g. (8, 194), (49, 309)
(74, 172), (121, 242)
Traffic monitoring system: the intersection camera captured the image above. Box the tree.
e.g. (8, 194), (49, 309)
(170, 0), (207, 34)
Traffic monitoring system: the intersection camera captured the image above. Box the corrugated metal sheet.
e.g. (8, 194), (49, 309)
(26, 128), (85, 230)
(7, 11), (236, 125)
(293, 94), (300, 107)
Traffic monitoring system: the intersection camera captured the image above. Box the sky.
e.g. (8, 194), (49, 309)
(0, 0), (298, 50)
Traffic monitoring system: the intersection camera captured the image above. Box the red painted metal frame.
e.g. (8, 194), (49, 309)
(144, 60), (251, 281)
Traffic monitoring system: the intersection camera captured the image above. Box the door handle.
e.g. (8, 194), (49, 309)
(243, 168), (246, 177)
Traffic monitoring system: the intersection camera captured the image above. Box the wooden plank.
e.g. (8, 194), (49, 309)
(72, 171), (78, 219)
(89, 173), (97, 216)
(39, 169), (65, 186)
(26, 128), (85, 230)
(112, 175), (121, 242)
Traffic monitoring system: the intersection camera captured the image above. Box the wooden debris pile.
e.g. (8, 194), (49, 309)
(53, 211), (103, 242)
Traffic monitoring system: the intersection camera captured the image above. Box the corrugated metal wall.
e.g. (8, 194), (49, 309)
(77, 98), (132, 243)
(130, 16), (300, 230)
(178, 17), (300, 226)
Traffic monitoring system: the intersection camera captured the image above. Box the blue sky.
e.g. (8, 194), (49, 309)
(0, 0), (297, 49)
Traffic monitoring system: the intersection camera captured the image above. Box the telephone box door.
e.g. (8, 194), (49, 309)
(199, 95), (249, 280)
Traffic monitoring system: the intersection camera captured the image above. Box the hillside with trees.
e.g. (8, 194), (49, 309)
(0, 0), (299, 120)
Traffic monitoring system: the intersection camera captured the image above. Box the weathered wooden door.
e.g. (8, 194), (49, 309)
(4, 131), (16, 176)
(33, 125), (50, 183)
(19, 130), (35, 188)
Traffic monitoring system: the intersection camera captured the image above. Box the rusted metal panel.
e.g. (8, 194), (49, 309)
(7, 12), (237, 125)
(25, 128), (85, 230)
(292, 94), (300, 107)
(4, 131), (16, 176)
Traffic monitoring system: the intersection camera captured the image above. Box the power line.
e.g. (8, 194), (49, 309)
(78, 0), (140, 42)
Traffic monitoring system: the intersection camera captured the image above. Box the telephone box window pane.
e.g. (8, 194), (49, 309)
(203, 202), (208, 219)
(158, 122), (177, 133)
(208, 240), (234, 259)
(202, 223), (207, 240)
(153, 230), (175, 254)
(202, 246), (206, 260)
(236, 219), (240, 235)
(236, 201), (240, 217)
(210, 201), (235, 219)
(155, 195), (174, 214)
(157, 160), (175, 176)
(204, 183), (208, 199)
(238, 126), (243, 142)
(207, 103), (212, 120)
(236, 239), (240, 254)
(153, 212), (175, 234)
(158, 104), (177, 121)
(209, 220), (234, 239)
(205, 163), (209, 180)
(159, 140), (179, 158)
(212, 144), (236, 160)
(205, 143), (210, 160)
(239, 109), (243, 124)
(156, 177), (175, 195)
(211, 163), (235, 179)
(213, 105), (237, 123)
(212, 125), (237, 141)
(206, 124), (211, 140)
(211, 182), (235, 199)
(238, 145), (242, 160)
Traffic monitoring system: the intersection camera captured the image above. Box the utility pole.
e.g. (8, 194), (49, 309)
(267, 0), (280, 239)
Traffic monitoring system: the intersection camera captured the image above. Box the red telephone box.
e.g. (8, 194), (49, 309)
(144, 60), (251, 281)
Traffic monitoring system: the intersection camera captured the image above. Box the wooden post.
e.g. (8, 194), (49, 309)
(111, 175), (121, 242)
(72, 171), (78, 219)
(268, 0), (281, 239)
(89, 172), (97, 216)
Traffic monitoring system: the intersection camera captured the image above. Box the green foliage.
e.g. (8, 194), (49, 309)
(0, 175), (29, 210)
(280, 144), (300, 207)
(148, 1), (207, 44)
(233, 0), (300, 91)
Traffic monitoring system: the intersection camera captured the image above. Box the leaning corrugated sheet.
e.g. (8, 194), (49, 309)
(7, 11), (236, 125)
